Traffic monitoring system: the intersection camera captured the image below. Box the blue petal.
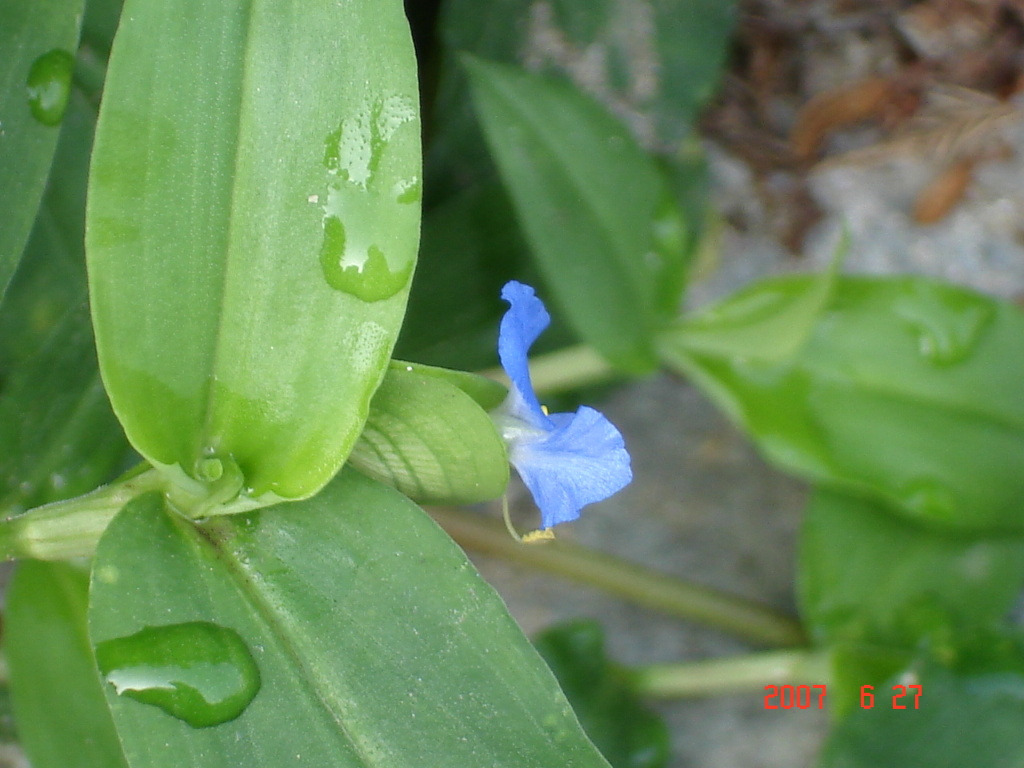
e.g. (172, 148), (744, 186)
(498, 281), (551, 428)
(508, 406), (632, 528)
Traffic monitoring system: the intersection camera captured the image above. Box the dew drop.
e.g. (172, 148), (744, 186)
(318, 215), (412, 302)
(894, 282), (994, 366)
(899, 478), (957, 522)
(317, 96), (418, 302)
(26, 49), (74, 126)
(95, 621), (260, 728)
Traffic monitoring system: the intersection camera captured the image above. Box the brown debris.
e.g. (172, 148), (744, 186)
(702, 0), (1024, 244)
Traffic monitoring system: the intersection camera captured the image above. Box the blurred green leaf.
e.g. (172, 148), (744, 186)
(0, 94), (128, 511)
(661, 276), (1024, 531)
(666, 258), (839, 363)
(6, 560), (128, 768)
(799, 489), (1024, 645)
(90, 471), (612, 768)
(820, 643), (1024, 768)
(431, 0), (735, 197)
(465, 56), (685, 372)
(535, 621), (670, 768)
(86, 0), (421, 504)
(0, 0), (85, 299)
(348, 362), (509, 504)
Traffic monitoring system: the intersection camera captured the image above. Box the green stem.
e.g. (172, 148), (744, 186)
(0, 468), (163, 561)
(632, 648), (831, 698)
(481, 344), (616, 395)
(429, 506), (807, 648)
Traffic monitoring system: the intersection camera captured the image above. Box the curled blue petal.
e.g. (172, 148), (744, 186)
(495, 280), (632, 529)
(509, 406), (632, 529)
(498, 281), (551, 429)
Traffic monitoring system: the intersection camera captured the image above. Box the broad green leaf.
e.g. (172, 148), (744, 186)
(0, 94), (128, 511)
(465, 56), (683, 372)
(89, 471), (612, 768)
(348, 361), (509, 504)
(661, 276), (1024, 531)
(0, 0), (85, 299)
(534, 621), (670, 768)
(798, 490), (1024, 645)
(86, 0), (421, 505)
(820, 650), (1024, 768)
(6, 560), (128, 768)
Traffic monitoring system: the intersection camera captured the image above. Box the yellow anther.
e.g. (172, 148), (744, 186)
(522, 528), (555, 544)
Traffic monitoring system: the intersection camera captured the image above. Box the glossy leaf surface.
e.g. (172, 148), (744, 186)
(661, 276), (1024, 531)
(89, 471), (612, 768)
(798, 490), (1024, 646)
(6, 560), (128, 768)
(534, 621), (670, 768)
(466, 56), (684, 373)
(348, 361), (509, 504)
(0, 0), (85, 298)
(87, 0), (421, 502)
(0, 94), (128, 512)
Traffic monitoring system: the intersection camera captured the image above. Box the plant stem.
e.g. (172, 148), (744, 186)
(429, 506), (807, 648)
(0, 468), (163, 560)
(481, 344), (616, 395)
(632, 648), (831, 698)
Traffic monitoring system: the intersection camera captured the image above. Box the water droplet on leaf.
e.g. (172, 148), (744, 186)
(900, 478), (956, 522)
(317, 96), (418, 302)
(894, 283), (994, 366)
(26, 49), (74, 126)
(95, 621), (260, 728)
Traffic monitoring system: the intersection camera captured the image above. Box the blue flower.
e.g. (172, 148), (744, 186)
(493, 281), (632, 530)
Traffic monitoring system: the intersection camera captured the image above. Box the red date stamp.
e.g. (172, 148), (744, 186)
(763, 684), (922, 710)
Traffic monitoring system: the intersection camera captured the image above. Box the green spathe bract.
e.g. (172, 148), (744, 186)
(86, 0), (421, 505)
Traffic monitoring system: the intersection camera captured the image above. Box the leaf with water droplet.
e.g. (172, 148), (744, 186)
(95, 621), (260, 728)
(26, 49), (74, 126)
(894, 281), (994, 366)
(0, 0), (86, 299)
(89, 474), (612, 767)
(661, 275), (1024, 532)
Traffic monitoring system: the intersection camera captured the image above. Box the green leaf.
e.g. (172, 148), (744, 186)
(0, 94), (128, 511)
(86, 0), (421, 504)
(430, 0), (735, 196)
(6, 560), (128, 768)
(820, 648), (1024, 768)
(89, 471), (612, 768)
(661, 276), (1024, 531)
(798, 490), (1024, 646)
(0, 0), (85, 298)
(666, 255), (839, 363)
(465, 56), (684, 372)
(347, 361), (509, 504)
(534, 621), (670, 768)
